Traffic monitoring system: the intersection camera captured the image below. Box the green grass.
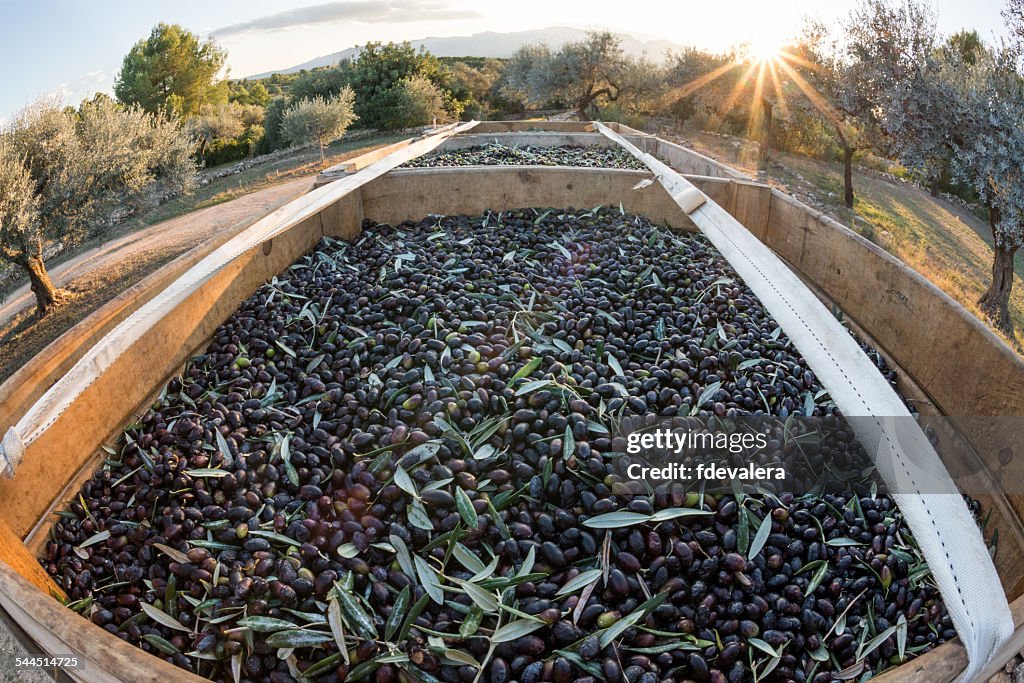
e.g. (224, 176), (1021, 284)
(675, 129), (1024, 351)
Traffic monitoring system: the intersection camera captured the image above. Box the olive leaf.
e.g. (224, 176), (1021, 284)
(385, 585), (411, 641)
(143, 633), (181, 655)
(237, 616), (300, 632)
(327, 597), (348, 661)
(140, 602), (191, 632)
(748, 513), (773, 560)
(336, 543), (360, 559)
(556, 569), (602, 596)
(491, 619), (546, 643)
(265, 629), (334, 648)
(582, 511), (651, 529)
(152, 542), (189, 564)
(394, 465), (418, 497)
(455, 487), (478, 528)
(390, 533), (417, 583)
(455, 579), (499, 613)
(184, 468), (228, 478)
(452, 542), (486, 574)
(414, 555), (445, 605)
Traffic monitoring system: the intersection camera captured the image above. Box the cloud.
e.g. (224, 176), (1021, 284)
(212, 0), (480, 38)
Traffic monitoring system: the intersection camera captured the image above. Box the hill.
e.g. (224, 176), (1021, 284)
(245, 26), (681, 78)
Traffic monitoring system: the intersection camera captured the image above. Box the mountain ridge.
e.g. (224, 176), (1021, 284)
(245, 26), (682, 79)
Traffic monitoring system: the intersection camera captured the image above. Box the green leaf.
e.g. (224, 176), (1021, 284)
(748, 637), (782, 658)
(455, 488), (479, 528)
(414, 555), (445, 605)
(452, 542), (486, 575)
(399, 594), (431, 640)
(444, 648), (481, 667)
(152, 542), (190, 564)
(336, 543), (360, 559)
(214, 430), (234, 467)
(556, 569), (602, 596)
(247, 530), (300, 547)
(301, 653), (344, 679)
(184, 468), (228, 478)
(491, 619), (546, 643)
(236, 616), (299, 632)
(805, 561), (828, 596)
(143, 633), (181, 655)
(265, 629), (334, 648)
(825, 537), (864, 547)
(858, 624), (899, 661)
(328, 598), (347, 656)
(394, 465), (418, 497)
(583, 511), (651, 529)
(896, 614), (908, 661)
(456, 579), (499, 613)
(598, 592), (667, 648)
(562, 425), (575, 460)
(748, 513), (773, 560)
(606, 353), (625, 378)
(649, 508), (713, 522)
(335, 582), (378, 640)
(511, 357), (542, 382)
(460, 605), (483, 638)
(385, 585), (410, 641)
(140, 602), (190, 632)
(390, 533), (417, 583)
(407, 500), (433, 531)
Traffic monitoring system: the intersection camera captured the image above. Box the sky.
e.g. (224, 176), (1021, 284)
(0, 0), (1010, 120)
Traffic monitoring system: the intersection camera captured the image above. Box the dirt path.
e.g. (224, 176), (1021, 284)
(0, 176), (313, 327)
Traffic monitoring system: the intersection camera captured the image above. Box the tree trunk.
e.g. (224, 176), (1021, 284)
(319, 143), (325, 167)
(842, 146), (855, 209)
(929, 176), (941, 197)
(978, 207), (1017, 333)
(22, 254), (60, 316)
(759, 98), (773, 162)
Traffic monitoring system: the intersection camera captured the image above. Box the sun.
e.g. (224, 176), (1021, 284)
(747, 36), (786, 63)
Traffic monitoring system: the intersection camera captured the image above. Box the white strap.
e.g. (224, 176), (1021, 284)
(0, 121), (479, 478)
(595, 121), (1011, 682)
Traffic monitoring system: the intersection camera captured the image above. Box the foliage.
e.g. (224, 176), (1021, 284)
(256, 97), (290, 154)
(287, 63), (355, 103)
(1, 97), (196, 314)
(505, 32), (656, 118)
(114, 23), (228, 118)
(228, 80), (271, 107)
(0, 141), (41, 266)
(187, 102), (265, 166)
(445, 58), (520, 119)
(346, 42), (463, 129)
(280, 90), (358, 163)
(377, 75), (450, 130)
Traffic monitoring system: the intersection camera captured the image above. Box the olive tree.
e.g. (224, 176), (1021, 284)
(506, 31), (638, 119)
(1, 97), (196, 315)
(845, 0), (956, 195)
(280, 90), (358, 165)
(957, 44), (1024, 330)
(378, 75), (448, 130)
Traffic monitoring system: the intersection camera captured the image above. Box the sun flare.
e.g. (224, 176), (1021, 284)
(747, 36), (785, 63)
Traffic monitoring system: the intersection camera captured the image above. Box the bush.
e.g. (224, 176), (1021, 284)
(378, 75), (449, 130)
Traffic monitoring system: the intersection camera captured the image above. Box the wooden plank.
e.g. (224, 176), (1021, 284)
(0, 518), (64, 599)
